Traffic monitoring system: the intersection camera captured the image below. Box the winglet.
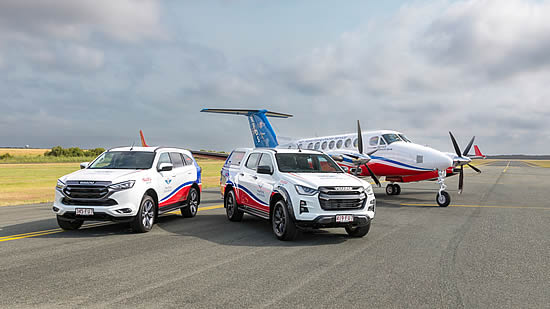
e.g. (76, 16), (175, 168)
(140, 130), (149, 147)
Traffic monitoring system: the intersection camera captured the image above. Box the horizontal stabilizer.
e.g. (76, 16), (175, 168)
(201, 108), (293, 118)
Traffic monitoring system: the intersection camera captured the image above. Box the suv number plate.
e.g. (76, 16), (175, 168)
(336, 215), (353, 223)
(76, 208), (94, 216)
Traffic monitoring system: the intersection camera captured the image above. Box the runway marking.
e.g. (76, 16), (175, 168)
(503, 161), (511, 173)
(0, 205), (225, 242)
(400, 203), (550, 210)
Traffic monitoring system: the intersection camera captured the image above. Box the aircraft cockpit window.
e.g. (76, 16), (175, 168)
(336, 140), (343, 149)
(382, 134), (402, 144)
(398, 134), (411, 143)
(345, 138), (351, 148)
(321, 141), (327, 150)
(380, 138), (387, 145)
(329, 140), (335, 149)
(369, 136), (379, 146)
(307, 143), (314, 149)
(314, 142), (320, 150)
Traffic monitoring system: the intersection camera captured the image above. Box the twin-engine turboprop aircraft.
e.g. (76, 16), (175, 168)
(201, 108), (484, 207)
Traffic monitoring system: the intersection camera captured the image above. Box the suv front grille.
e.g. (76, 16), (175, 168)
(318, 186), (366, 211)
(63, 183), (110, 199)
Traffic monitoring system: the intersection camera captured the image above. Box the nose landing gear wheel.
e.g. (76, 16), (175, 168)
(436, 191), (450, 207)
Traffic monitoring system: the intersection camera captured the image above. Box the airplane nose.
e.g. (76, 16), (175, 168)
(435, 153), (453, 170)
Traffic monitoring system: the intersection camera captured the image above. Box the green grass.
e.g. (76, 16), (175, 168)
(0, 158), (226, 206)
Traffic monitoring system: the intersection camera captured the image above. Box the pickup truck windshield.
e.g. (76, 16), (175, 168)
(88, 151), (155, 169)
(276, 153), (343, 173)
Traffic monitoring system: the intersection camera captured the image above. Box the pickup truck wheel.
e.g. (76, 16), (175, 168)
(345, 221), (371, 238)
(181, 187), (199, 218)
(131, 195), (155, 233)
(272, 200), (297, 241)
(225, 189), (243, 222)
(57, 216), (83, 230)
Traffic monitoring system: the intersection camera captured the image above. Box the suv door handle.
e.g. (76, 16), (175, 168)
(252, 175), (258, 180)
(240, 173), (244, 176)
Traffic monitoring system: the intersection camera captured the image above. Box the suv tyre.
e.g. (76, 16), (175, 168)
(345, 221), (371, 238)
(225, 189), (244, 222)
(131, 195), (155, 233)
(272, 200), (297, 241)
(181, 187), (199, 218)
(57, 216), (83, 230)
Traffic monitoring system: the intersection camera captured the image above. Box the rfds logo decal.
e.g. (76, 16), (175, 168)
(165, 179), (172, 185)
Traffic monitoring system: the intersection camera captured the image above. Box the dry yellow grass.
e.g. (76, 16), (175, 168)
(524, 160), (550, 168)
(0, 148), (50, 156)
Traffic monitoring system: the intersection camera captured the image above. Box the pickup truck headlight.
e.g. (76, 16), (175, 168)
(365, 185), (374, 196)
(295, 185), (318, 196)
(109, 180), (135, 191)
(56, 179), (66, 192)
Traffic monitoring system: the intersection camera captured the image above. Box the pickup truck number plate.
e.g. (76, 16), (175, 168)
(76, 208), (94, 216)
(336, 215), (353, 223)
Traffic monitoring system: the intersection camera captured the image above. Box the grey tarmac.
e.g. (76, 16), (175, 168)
(0, 162), (548, 308)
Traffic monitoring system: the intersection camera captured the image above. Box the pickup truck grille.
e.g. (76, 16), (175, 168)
(318, 186), (366, 211)
(64, 185), (109, 199)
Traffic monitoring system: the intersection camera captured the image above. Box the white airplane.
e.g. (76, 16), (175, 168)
(201, 108), (484, 207)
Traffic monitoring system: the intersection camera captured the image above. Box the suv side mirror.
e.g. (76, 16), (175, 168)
(80, 162), (89, 169)
(257, 165), (273, 175)
(158, 163), (173, 172)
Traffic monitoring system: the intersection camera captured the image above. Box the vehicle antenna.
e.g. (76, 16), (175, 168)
(130, 141), (135, 151)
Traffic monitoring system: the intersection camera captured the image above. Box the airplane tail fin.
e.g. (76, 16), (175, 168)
(473, 145), (486, 159)
(140, 130), (149, 147)
(201, 108), (292, 148)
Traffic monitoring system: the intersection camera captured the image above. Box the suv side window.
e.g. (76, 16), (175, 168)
(245, 153), (261, 170)
(157, 153), (171, 169)
(182, 153), (194, 165)
(258, 153), (274, 169)
(169, 152), (184, 168)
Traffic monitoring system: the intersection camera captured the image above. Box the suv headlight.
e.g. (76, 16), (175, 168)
(295, 185), (318, 196)
(109, 180), (135, 191)
(365, 185), (374, 196)
(56, 179), (66, 192)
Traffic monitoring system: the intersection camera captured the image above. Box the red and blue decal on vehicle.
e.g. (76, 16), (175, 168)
(159, 181), (194, 207)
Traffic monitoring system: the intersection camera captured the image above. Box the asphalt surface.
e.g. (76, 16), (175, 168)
(1, 162), (549, 308)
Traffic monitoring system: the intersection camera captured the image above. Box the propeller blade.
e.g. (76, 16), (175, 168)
(458, 165), (464, 194)
(468, 163), (481, 173)
(463, 136), (475, 156)
(365, 164), (381, 187)
(449, 131), (462, 157)
(357, 120), (363, 154)
(366, 149), (377, 157)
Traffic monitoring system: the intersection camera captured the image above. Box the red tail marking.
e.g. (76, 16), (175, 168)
(474, 145), (485, 157)
(140, 130), (149, 147)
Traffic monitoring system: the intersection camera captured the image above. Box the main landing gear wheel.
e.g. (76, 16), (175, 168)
(272, 200), (297, 241)
(181, 187), (199, 218)
(436, 191), (451, 207)
(225, 189), (243, 222)
(386, 184), (401, 195)
(131, 194), (155, 233)
(57, 216), (83, 230)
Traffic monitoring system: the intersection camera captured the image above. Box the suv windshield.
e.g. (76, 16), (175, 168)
(88, 151), (155, 170)
(275, 153), (343, 173)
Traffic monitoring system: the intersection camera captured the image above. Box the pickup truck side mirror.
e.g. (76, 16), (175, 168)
(80, 162), (89, 169)
(158, 163), (173, 172)
(257, 165), (273, 175)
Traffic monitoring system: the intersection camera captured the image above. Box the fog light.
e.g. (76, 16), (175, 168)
(299, 200), (309, 213)
(117, 208), (132, 214)
(368, 199), (376, 212)
(52, 206), (59, 212)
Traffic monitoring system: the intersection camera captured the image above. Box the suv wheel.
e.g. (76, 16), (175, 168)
(181, 187), (199, 218)
(345, 221), (371, 238)
(272, 200), (297, 241)
(225, 189), (243, 222)
(57, 216), (83, 230)
(131, 195), (155, 233)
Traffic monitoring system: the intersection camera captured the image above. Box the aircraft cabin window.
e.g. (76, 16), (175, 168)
(382, 133), (402, 144)
(369, 136), (379, 146)
(329, 140), (335, 149)
(353, 138), (358, 148)
(345, 138), (351, 148)
(314, 142), (320, 150)
(336, 140), (343, 149)
(307, 143), (314, 149)
(321, 141), (327, 150)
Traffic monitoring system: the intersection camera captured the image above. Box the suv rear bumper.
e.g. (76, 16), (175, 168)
(295, 215), (370, 229)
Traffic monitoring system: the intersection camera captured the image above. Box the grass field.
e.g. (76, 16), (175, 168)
(0, 148), (97, 164)
(525, 160), (550, 168)
(0, 148), (50, 156)
(0, 159), (225, 207)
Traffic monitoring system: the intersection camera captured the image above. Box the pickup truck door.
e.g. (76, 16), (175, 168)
(255, 153), (277, 210)
(238, 152), (269, 214)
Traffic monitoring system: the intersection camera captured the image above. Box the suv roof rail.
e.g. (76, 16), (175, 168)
(153, 146), (191, 153)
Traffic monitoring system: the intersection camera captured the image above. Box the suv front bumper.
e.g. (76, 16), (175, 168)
(295, 215), (371, 229)
(52, 189), (139, 220)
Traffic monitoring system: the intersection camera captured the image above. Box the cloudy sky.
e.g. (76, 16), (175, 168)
(1, 0), (549, 154)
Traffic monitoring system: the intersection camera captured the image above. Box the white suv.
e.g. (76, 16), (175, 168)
(53, 147), (202, 232)
(221, 148), (376, 240)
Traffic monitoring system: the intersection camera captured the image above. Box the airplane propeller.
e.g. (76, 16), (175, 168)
(449, 132), (482, 194)
(356, 120), (381, 187)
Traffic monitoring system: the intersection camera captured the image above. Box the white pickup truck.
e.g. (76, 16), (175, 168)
(220, 148), (376, 240)
(53, 146), (202, 232)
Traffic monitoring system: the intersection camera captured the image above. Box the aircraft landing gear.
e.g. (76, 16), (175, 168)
(436, 169), (450, 207)
(385, 184), (401, 196)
